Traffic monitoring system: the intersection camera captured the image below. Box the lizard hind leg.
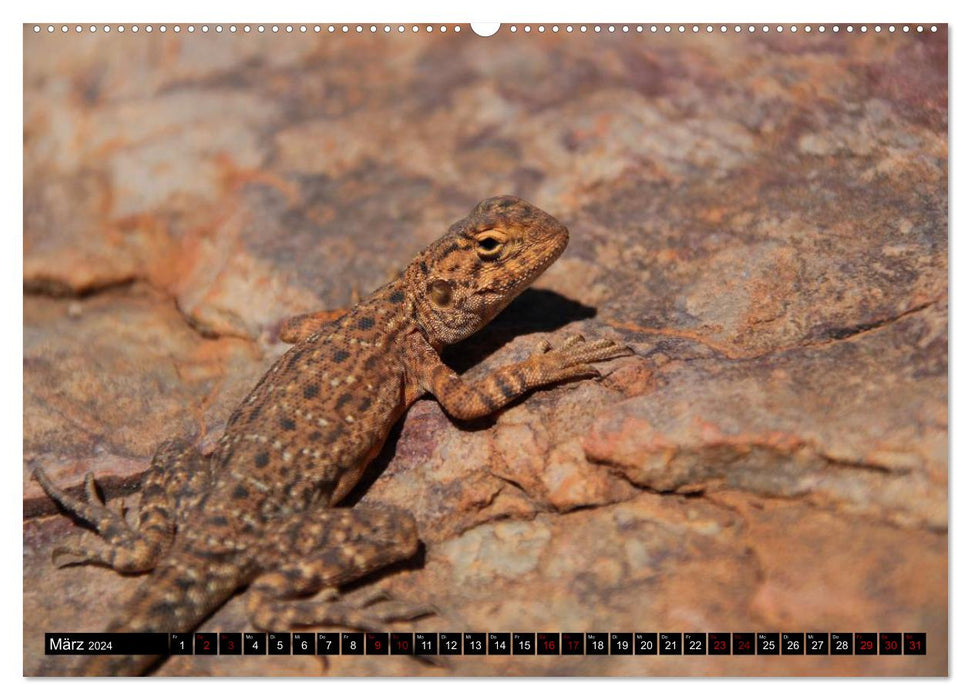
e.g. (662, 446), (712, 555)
(33, 439), (209, 573)
(247, 506), (434, 631)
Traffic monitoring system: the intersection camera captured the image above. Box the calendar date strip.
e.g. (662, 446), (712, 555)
(46, 632), (927, 656)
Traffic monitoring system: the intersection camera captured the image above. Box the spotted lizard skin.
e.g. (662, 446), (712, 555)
(34, 195), (632, 675)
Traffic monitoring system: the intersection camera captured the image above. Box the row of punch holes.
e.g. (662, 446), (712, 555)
(32, 24), (940, 35)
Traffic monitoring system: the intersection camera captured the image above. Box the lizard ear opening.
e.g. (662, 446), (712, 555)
(427, 279), (454, 307)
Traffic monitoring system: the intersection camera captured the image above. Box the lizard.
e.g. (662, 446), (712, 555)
(33, 195), (632, 676)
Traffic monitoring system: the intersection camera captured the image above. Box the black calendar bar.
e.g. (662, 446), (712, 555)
(45, 633), (169, 655)
(44, 631), (929, 656)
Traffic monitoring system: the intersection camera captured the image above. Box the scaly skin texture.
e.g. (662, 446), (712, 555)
(33, 195), (632, 675)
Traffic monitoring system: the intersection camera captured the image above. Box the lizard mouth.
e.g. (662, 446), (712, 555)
(506, 231), (569, 294)
(476, 230), (568, 313)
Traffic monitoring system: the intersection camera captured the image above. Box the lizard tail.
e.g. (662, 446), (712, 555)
(75, 553), (248, 676)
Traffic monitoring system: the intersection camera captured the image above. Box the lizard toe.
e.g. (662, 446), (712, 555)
(51, 541), (100, 568)
(561, 333), (586, 349)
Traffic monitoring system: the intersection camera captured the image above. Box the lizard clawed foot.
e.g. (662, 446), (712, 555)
(33, 467), (164, 572)
(531, 334), (634, 383)
(249, 585), (437, 633)
(305, 584), (438, 630)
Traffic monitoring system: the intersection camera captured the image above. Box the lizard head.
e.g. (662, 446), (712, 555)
(409, 195), (569, 345)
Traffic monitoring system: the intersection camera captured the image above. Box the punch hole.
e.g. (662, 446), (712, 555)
(471, 23), (500, 37)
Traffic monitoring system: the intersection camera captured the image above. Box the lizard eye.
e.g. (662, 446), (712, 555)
(475, 232), (505, 260)
(428, 279), (453, 307)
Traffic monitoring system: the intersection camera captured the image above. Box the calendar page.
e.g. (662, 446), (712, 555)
(23, 20), (947, 677)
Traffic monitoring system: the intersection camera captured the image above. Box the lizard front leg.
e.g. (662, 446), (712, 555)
(247, 505), (432, 631)
(277, 309), (348, 344)
(33, 438), (211, 572)
(407, 332), (633, 421)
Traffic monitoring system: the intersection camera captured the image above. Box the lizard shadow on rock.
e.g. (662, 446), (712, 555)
(444, 288), (597, 373)
(343, 289), (596, 507)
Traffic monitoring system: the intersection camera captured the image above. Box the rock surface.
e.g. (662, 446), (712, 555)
(24, 25), (947, 676)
